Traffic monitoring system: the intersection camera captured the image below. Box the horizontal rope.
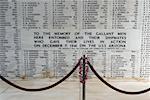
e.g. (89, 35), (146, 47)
(0, 58), (81, 92)
(87, 61), (150, 95)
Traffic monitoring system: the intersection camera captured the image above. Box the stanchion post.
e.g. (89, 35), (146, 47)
(82, 55), (86, 100)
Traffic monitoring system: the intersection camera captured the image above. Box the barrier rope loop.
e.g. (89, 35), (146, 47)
(87, 61), (150, 95)
(0, 58), (82, 92)
(1, 56), (150, 95)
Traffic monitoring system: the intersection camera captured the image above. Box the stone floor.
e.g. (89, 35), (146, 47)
(0, 78), (150, 100)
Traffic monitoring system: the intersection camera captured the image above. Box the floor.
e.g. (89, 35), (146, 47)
(0, 78), (150, 100)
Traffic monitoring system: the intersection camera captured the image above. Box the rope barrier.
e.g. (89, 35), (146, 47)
(0, 56), (150, 95)
(0, 58), (82, 92)
(87, 61), (150, 95)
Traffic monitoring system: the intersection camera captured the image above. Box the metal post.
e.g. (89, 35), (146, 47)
(82, 55), (86, 100)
